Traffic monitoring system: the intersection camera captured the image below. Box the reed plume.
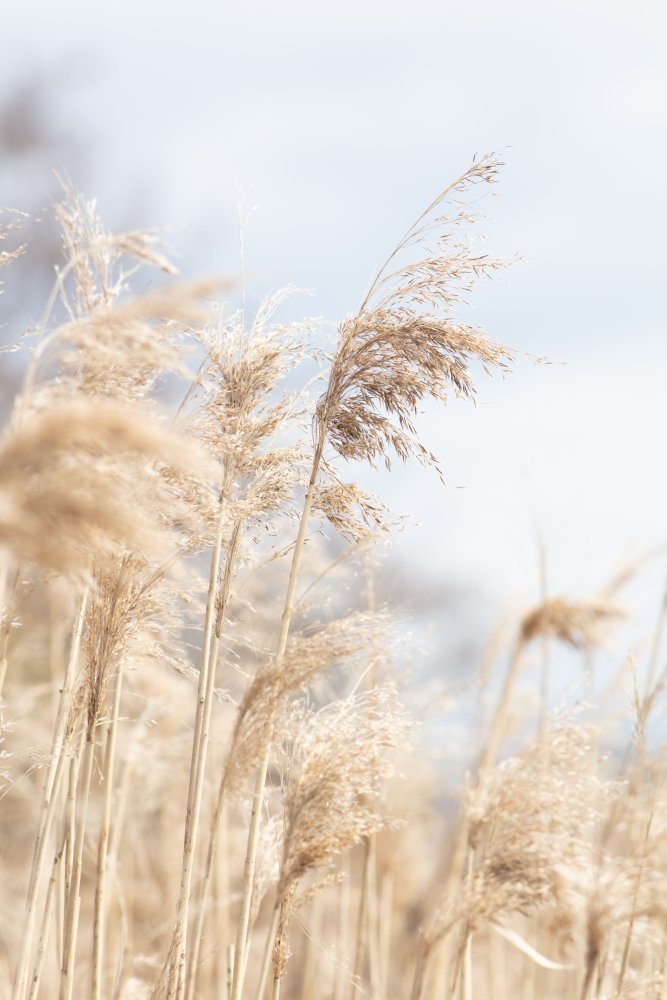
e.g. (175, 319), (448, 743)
(270, 688), (409, 998)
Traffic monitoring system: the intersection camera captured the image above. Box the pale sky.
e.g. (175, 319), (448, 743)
(3, 0), (667, 659)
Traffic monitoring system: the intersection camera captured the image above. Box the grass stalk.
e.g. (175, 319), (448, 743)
(183, 711), (227, 1000)
(367, 844), (381, 999)
(59, 733), (95, 1000)
(91, 659), (126, 1000)
(353, 836), (374, 994)
(614, 794), (656, 997)
(333, 859), (351, 1000)
(377, 873), (393, 1000)
(254, 906), (281, 1000)
(300, 896), (322, 1000)
(11, 598), (87, 1000)
(461, 929), (472, 1000)
(180, 519), (242, 999)
(170, 488), (239, 998)
(229, 428), (326, 1000)
(27, 827), (66, 1000)
(0, 563), (20, 700)
(212, 803), (231, 1000)
(477, 639), (525, 778)
(26, 587), (88, 902)
(409, 937), (434, 1000)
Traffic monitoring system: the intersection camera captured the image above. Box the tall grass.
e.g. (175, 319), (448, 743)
(1, 162), (665, 1000)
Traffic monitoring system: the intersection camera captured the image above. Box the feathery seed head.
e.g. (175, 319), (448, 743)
(315, 155), (515, 475)
(519, 597), (623, 650)
(276, 686), (409, 900)
(0, 398), (216, 574)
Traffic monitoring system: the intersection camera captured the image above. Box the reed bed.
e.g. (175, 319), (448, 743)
(1, 161), (665, 1000)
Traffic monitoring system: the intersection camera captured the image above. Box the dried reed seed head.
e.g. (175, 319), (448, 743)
(38, 278), (222, 404)
(0, 209), (28, 278)
(40, 185), (229, 418)
(455, 721), (603, 937)
(272, 882), (297, 982)
(313, 465), (390, 541)
(249, 811), (285, 928)
(581, 824), (667, 963)
(616, 972), (667, 1000)
(184, 297), (314, 545)
(276, 686), (410, 900)
(222, 611), (392, 795)
(315, 155), (514, 472)
(0, 398), (217, 573)
(54, 184), (178, 318)
(188, 299), (310, 473)
(224, 446), (310, 529)
(76, 552), (192, 737)
(519, 597), (623, 650)
(318, 316), (513, 473)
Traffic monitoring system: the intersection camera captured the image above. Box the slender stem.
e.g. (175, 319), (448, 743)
(615, 796), (656, 997)
(12, 720), (80, 1000)
(645, 576), (667, 697)
(409, 937), (433, 1000)
(334, 859), (351, 1000)
(171, 490), (230, 998)
(255, 906), (281, 1000)
(353, 837), (373, 992)
(460, 851), (475, 1000)
(0, 562), (20, 700)
(227, 945), (235, 999)
(377, 873), (393, 1000)
(230, 745), (271, 1000)
(59, 735), (95, 1000)
(212, 804), (231, 1000)
(229, 429), (326, 1000)
(300, 896), (322, 1000)
(432, 639), (525, 958)
(462, 932), (473, 1000)
(27, 588), (88, 903)
(61, 743), (80, 979)
(448, 926), (466, 999)
(477, 638), (525, 779)
(27, 827), (66, 1000)
(367, 847), (381, 1000)
(183, 521), (243, 1000)
(537, 539), (549, 734)
(184, 732), (226, 1000)
(91, 659), (126, 1000)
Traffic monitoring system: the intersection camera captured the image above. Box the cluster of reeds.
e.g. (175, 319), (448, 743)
(1, 160), (665, 1000)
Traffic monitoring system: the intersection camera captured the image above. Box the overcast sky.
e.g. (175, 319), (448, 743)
(3, 1), (667, 654)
